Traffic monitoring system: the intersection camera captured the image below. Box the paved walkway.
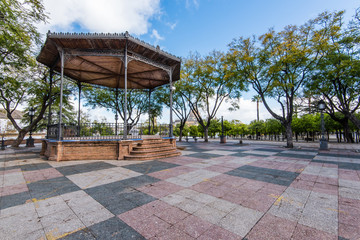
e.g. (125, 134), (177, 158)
(0, 141), (359, 239)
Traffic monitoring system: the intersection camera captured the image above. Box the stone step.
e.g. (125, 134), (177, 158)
(133, 144), (173, 151)
(124, 151), (181, 161)
(141, 138), (164, 143)
(130, 148), (177, 155)
(137, 142), (170, 147)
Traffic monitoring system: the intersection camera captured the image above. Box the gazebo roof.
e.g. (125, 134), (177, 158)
(37, 32), (181, 89)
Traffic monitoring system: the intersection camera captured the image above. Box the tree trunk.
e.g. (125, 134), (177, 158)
(285, 123), (294, 148)
(11, 130), (28, 147)
(179, 126), (183, 142)
(343, 120), (354, 143)
(204, 127), (209, 142)
(348, 113), (360, 130)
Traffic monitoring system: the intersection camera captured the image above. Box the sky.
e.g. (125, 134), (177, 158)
(37, 0), (360, 124)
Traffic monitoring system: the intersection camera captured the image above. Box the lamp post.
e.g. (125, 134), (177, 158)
(26, 108), (35, 147)
(220, 116), (226, 143)
(318, 100), (328, 150)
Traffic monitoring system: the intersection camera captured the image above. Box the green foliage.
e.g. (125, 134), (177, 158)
(180, 51), (246, 141)
(83, 87), (151, 127)
(0, 0), (47, 71)
(189, 125), (199, 137)
(304, 10), (360, 129)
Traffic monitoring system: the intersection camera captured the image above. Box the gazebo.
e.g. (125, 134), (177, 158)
(37, 31), (181, 161)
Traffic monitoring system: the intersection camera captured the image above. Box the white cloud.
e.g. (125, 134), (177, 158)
(150, 29), (164, 41)
(39, 0), (161, 35)
(185, 0), (199, 9)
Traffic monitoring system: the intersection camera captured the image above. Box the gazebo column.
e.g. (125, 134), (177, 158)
(58, 49), (65, 140)
(148, 89), (152, 134)
(46, 69), (53, 139)
(77, 82), (81, 137)
(115, 88), (119, 136)
(169, 69), (174, 138)
(123, 39), (128, 140)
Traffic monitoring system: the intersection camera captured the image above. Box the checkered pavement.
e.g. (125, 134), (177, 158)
(1, 142), (360, 239)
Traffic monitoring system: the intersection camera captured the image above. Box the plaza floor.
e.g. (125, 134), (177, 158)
(0, 140), (360, 239)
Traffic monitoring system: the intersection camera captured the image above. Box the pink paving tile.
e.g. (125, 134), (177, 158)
(2, 168), (21, 175)
(174, 215), (213, 238)
(260, 183), (287, 195)
(0, 183), (28, 196)
(312, 182), (338, 195)
(211, 174), (246, 186)
(241, 192), (275, 212)
(339, 197), (360, 208)
(155, 205), (190, 225)
(141, 200), (173, 214)
(23, 170), (46, 182)
(239, 180), (266, 192)
(148, 166), (195, 180)
(137, 181), (184, 198)
(204, 165), (233, 173)
(316, 176), (338, 185)
(221, 190), (250, 205)
(200, 186), (228, 198)
(339, 199), (360, 227)
(246, 213), (297, 240)
(197, 225), (240, 240)
(290, 179), (315, 191)
(339, 223), (360, 240)
(41, 168), (63, 179)
(295, 173), (318, 182)
(291, 224), (337, 240)
(191, 181), (215, 193)
(134, 215), (172, 239)
(118, 206), (153, 223)
(151, 226), (194, 240)
(339, 169), (360, 181)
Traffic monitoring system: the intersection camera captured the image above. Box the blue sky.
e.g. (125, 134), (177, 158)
(39, 0), (359, 123)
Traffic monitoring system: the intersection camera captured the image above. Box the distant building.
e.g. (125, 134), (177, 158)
(175, 111), (198, 126)
(0, 109), (24, 133)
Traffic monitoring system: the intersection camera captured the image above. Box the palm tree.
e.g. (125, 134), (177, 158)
(251, 95), (262, 121)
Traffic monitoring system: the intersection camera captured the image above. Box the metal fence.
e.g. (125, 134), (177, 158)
(47, 123), (172, 140)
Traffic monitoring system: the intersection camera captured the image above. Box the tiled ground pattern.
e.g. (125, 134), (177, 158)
(1, 142), (360, 239)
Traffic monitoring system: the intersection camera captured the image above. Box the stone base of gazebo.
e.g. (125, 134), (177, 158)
(40, 137), (177, 161)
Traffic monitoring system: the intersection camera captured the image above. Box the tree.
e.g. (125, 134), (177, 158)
(0, 0), (49, 147)
(305, 10), (360, 142)
(84, 87), (150, 132)
(1, 65), (73, 146)
(0, 0), (47, 72)
(228, 16), (325, 148)
(154, 78), (191, 141)
(181, 51), (245, 142)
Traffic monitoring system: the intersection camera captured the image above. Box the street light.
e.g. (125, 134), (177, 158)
(26, 108), (35, 147)
(318, 100), (328, 150)
(220, 116), (226, 143)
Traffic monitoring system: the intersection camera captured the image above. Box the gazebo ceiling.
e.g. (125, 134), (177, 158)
(37, 32), (181, 89)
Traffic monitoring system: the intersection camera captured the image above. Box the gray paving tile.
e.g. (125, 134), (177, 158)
(226, 165), (299, 186)
(122, 160), (179, 174)
(269, 187), (311, 222)
(0, 191), (32, 210)
(299, 192), (338, 234)
(27, 176), (81, 200)
(56, 162), (117, 176)
(219, 205), (263, 237)
(88, 217), (145, 240)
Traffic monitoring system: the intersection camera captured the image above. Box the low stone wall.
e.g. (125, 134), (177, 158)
(41, 139), (141, 161)
(40, 137), (176, 161)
